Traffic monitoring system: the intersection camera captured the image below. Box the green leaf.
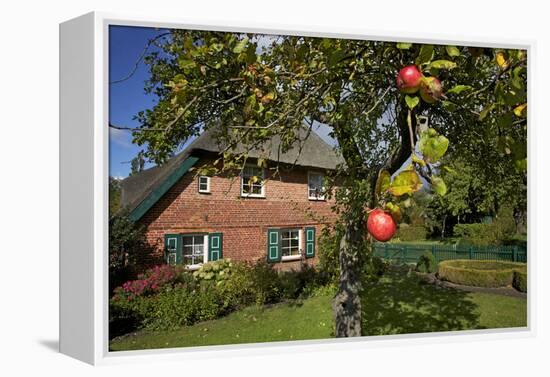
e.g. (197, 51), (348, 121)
(428, 60), (457, 70)
(445, 46), (461, 57)
(375, 170), (391, 196)
(233, 37), (249, 54)
(442, 100), (457, 112)
(405, 95), (420, 110)
(497, 112), (514, 128)
(396, 42), (412, 50)
(446, 85), (472, 95)
(412, 153), (426, 166)
(178, 58), (196, 70)
(478, 104), (494, 121)
(418, 129), (449, 163)
(514, 158), (527, 173)
(416, 45), (434, 66)
(388, 170), (422, 196)
(385, 202), (403, 222)
(431, 176), (447, 196)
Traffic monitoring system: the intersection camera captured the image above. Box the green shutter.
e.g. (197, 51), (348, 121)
(208, 232), (223, 261)
(305, 227), (316, 258)
(164, 234), (182, 265)
(267, 229), (281, 263)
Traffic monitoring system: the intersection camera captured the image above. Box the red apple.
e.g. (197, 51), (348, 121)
(419, 76), (443, 103)
(367, 209), (397, 242)
(396, 65), (423, 94)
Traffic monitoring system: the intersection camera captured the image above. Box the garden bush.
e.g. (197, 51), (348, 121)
(364, 256), (389, 282)
(317, 227), (340, 282)
(454, 223), (497, 246)
(437, 260), (526, 288)
(110, 259), (329, 336)
(513, 270), (527, 292)
(454, 206), (517, 246)
(193, 259), (235, 285)
(415, 251), (437, 273)
(397, 224), (427, 242)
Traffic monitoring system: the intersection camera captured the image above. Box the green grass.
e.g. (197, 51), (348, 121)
(110, 294), (334, 351)
(361, 269), (526, 335)
(110, 270), (526, 351)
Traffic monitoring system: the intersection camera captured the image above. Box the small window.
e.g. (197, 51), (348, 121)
(308, 172), (325, 200)
(241, 165), (265, 197)
(281, 229), (301, 257)
(182, 235), (207, 266)
(198, 176), (210, 193)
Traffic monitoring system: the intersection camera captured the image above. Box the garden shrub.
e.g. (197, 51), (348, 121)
(415, 251), (437, 273)
(279, 263), (323, 300)
(397, 224), (427, 242)
(116, 264), (191, 299)
(437, 260), (526, 288)
(317, 227), (340, 283)
(110, 259), (330, 336)
(454, 223), (497, 246)
(109, 210), (154, 293)
(247, 261), (284, 305)
(193, 259), (235, 285)
(364, 256), (388, 282)
(513, 270), (527, 292)
(138, 284), (224, 330)
(454, 206), (517, 246)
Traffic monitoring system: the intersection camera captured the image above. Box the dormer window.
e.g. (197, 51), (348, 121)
(198, 176), (211, 194)
(308, 172), (325, 200)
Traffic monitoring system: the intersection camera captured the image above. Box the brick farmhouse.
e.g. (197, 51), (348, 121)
(120, 126), (343, 271)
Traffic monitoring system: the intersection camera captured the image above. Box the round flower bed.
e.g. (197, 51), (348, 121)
(437, 260), (527, 289)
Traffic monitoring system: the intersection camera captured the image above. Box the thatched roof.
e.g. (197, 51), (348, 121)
(120, 125), (343, 216)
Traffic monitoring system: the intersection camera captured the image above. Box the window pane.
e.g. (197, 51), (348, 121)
(181, 236), (204, 265)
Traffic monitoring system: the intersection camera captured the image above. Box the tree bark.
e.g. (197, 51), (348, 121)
(333, 220), (364, 337)
(331, 105), (413, 338)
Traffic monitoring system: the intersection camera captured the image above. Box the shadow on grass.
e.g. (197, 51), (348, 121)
(361, 268), (482, 336)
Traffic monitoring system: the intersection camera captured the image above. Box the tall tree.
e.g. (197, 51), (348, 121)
(123, 32), (527, 336)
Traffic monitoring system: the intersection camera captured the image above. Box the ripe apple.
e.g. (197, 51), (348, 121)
(419, 76), (443, 103)
(396, 65), (423, 94)
(367, 209), (397, 242)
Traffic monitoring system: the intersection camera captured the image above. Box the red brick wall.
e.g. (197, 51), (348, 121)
(138, 159), (339, 270)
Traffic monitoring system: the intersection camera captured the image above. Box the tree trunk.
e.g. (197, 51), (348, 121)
(333, 220), (363, 337)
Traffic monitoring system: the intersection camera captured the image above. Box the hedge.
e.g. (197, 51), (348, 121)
(437, 260), (526, 288)
(513, 270), (527, 292)
(397, 225), (427, 242)
(415, 251), (437, 273)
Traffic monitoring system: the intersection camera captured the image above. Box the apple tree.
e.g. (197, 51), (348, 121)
(121, 31), (527, 337)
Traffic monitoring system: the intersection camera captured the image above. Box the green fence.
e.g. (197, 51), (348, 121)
(373, 243), (527, 264)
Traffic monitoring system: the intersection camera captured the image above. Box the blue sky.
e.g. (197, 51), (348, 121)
(109, 26), (336, 179)
(109, 25), (165, 178)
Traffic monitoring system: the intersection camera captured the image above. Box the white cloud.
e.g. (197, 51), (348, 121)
(109, 127), (133, 148)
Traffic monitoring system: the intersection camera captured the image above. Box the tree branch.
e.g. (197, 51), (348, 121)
(109, 32), (171, 85)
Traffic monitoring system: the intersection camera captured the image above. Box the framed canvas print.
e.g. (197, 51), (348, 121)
(60, 12), (531, 365)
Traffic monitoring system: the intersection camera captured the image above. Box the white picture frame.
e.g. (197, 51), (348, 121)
(59, 11), (535, 365)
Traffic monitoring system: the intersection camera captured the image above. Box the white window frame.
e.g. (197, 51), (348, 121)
(198, 176), (211, 194)
(280, 228), (303, 262)
(308, 171), (325, 201)
(240, 165), (266, 198)
(181, 234), (209, 270)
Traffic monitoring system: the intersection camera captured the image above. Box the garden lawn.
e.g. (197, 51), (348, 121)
(110, 269), (527, 351)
